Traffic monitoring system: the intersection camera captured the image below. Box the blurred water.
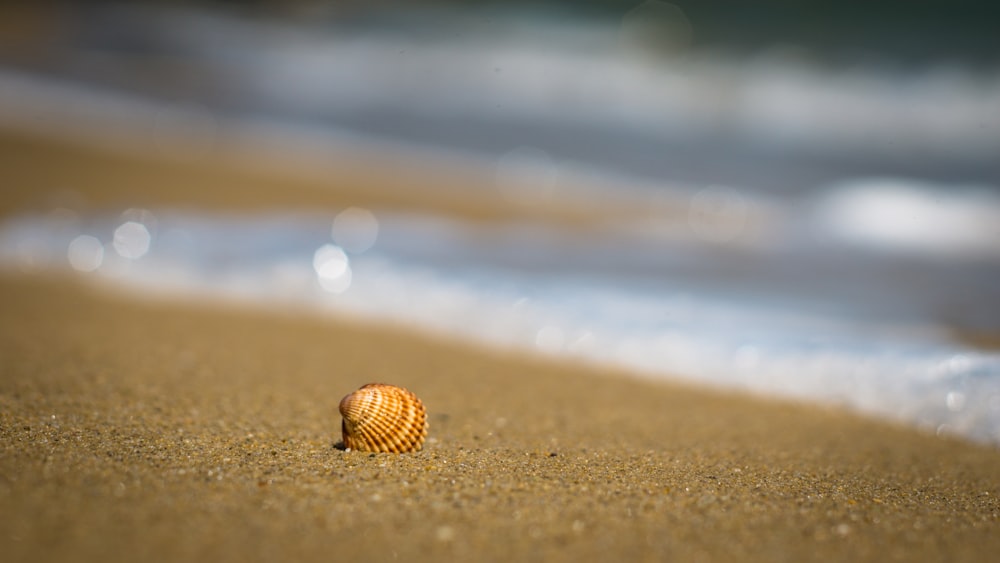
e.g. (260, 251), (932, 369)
(6, 3), (1000, 192)
(2, 4), (1000, 444)
(2, 200), (1000, 444)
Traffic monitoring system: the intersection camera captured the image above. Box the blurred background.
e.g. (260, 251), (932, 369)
(2, 0), (1000, 442)
(3, 0), (1000, 190)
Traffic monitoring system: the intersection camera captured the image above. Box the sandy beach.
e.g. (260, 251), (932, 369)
(1, 130), (999, 562)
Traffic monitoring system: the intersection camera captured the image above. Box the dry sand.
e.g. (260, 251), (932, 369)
(1, 130), (999, 562)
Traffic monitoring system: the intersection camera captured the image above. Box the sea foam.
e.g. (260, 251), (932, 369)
(2, 205), (999, 445)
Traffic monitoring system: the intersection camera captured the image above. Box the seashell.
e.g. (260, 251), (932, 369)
(339, 383), (428, 453)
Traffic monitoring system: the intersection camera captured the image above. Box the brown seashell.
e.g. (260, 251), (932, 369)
(339, 383), (428, 453)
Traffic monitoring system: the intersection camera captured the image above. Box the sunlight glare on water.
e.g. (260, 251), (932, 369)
(112, 210), (156, 260)
(112, 221), (151, 260)
(67, 234), (104, 272)
(313, 243), (351, 293)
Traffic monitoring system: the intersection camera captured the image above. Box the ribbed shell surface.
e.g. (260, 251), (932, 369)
(339, 383), (428, 453)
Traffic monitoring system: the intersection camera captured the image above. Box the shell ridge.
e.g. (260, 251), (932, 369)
(339, 383), (427, 453)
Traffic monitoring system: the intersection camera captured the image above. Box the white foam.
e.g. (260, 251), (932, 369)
(2, 209), (999, 445)
(814, 178), (1000, 259)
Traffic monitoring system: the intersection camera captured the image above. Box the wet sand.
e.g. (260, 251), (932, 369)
(1, 130), (999, 562)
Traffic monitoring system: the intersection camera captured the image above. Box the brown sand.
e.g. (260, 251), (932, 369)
(0, 128), (676, 228)
(1, 130), (999, 562)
